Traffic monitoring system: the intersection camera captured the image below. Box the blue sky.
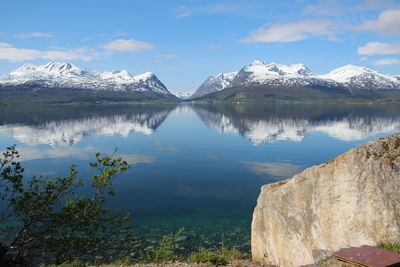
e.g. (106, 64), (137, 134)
(1, 0), (400, 91)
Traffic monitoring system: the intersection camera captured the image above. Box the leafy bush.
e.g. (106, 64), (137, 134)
(0, 145), (137, 266)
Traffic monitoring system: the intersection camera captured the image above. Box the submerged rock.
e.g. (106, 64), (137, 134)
(251, 132), (400, 267)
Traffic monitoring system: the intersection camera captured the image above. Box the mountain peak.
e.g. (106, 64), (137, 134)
(335, 64), (370, 72)
(43, 62), (77, 72)
(319, 64), (400, 87)
(319, 64), (377, 83)
(249, 59), (267, 66)
(134, 72), (154, 80)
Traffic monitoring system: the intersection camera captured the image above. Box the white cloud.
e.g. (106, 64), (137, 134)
(14, 32), (52, 39)
(17, 146), (155, 166)
(357, 42), (400, 55)
(303, 0), (398, 15)
(242, 161), (303, 178)
(101, 39), (155, 52)
(374, 58), (400, 65)
(242, 20), (335, 43)
(211, 3), (230, 13)
(118, 154), (155, 165)
(360, 57), (369, 61)
(0, 42), (12, 47)
(155, 54), (183, 59)
(357, 9), (400, 35)
(303, 0), (343, 16)
(17, 146), (95, 162)
(0, 44), (97, 62)
(174, 6), (192, 19)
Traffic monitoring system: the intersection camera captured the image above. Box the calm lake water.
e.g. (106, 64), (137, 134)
(1, 103), (399, 251)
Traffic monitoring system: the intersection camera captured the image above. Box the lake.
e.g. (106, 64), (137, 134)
(0, 102), (399, 252)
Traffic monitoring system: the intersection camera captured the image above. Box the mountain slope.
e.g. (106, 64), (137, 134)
(0, 62), (177, 101)
(191, 72), (238, 99)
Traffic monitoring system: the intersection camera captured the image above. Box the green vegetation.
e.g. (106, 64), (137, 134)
(0, 145), (135, 266)
(188, 247), (245, 266)
(0, 87), (179, 105)
(40, 259), (89, 267)
(377, 240), (400, 253)
(38, 227), (247, 266)
(138, 227), (185, 264)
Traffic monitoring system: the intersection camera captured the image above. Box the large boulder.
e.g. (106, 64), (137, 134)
(251, 133), (400, 267)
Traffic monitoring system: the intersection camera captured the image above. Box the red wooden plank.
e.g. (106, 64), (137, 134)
(333, 245), (400, 267)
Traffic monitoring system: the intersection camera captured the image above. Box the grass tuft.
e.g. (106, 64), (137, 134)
(377, 240), (400, 253)
(188, 247), (246, 266)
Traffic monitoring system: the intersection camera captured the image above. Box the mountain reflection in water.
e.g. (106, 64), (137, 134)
(0, 103), (400, 146)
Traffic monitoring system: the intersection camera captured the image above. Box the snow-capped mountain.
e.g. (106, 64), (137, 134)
(231, 60), (337, 88)
(319, 64), (400, 90)
(170, 90), (194, 99)
(191, 60), (400, 99)
(191, 72), (238, 99)
(0, 62), (175, 97)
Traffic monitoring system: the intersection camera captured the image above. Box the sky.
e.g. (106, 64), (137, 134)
(1, 0), (400, 92)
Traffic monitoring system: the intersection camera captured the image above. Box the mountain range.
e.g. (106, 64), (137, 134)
(191, 60), (400, 100)
(0, 62), (177, 102)
(1, 60), (400, 103)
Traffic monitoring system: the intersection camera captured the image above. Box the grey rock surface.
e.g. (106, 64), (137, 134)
(252, 132), (400, 267)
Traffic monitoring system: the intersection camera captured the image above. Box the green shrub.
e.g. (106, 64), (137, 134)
(188, 247), (219, 263)
(0, 146), (134, 266)
(139, 227), (185, 264)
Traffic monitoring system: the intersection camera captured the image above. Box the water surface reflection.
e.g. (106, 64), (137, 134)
(0, 103), (399, 251)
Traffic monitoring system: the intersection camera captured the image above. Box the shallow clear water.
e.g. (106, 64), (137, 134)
(1, 103), (399, 251)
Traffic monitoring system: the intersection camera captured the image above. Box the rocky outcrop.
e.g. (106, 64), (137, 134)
(251, 132), (400, 267)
